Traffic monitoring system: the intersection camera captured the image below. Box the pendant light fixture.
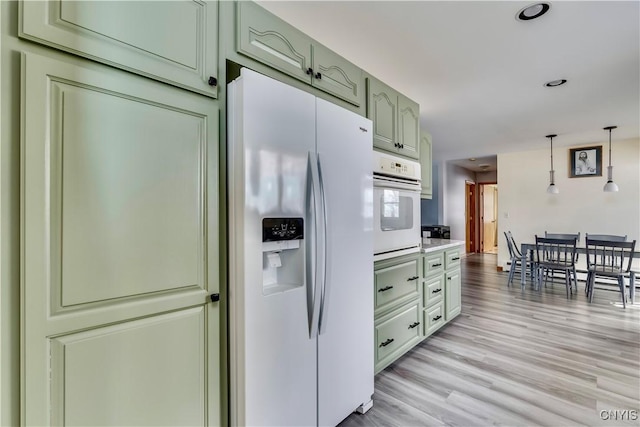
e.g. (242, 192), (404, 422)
(603, 125), (619, 192)
(546, 134), (559, 194)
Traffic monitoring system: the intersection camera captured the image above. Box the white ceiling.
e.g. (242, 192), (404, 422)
(256, 1), (640, 167)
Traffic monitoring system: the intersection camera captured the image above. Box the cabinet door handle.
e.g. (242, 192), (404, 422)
(407, 276), (419, 281)
(432, 315), (442, 321)
(432, 263), (442, 267)
(315, 72), (322, 80)
(378, 285), (394, 292)
(208, 76), (217, 87)
(447, 276), (452, 280)
(408, 321), (420, 329)
(451, 257), (460, 261)
(306, 67), (313, 75)
(400, 144), (404, 149)
(379, 338), (394, 347)
(432, 288), (442, 294)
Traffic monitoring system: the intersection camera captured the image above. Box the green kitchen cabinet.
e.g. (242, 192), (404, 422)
(375, 300), (422, 374)
(237, 1), (363, 106)
(445, 256), (462, 320)
(422, 245), (462, 339)
(374, 257), (421, 316)
(367, 76), (420, 160)
(420, 132), (433, 199)
(20, 0), (219, 98)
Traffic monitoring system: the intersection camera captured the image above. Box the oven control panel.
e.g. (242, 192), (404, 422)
(373, 151), (420, 180)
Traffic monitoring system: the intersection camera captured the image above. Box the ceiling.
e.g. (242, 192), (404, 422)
(256, 1), (640, 170)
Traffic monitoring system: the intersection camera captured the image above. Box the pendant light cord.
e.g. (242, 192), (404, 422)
(608, 128), (612, 167)
(549, 135), (554, 170)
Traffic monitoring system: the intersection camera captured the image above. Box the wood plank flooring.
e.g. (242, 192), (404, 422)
(340, 254), (640, 427)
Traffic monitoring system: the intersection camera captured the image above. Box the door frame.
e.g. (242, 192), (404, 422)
(478, 182), (497, 254)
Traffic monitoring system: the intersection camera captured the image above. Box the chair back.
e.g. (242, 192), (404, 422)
(545, 231), (580, 243)
(504, 231), (516, 258)
(585, 238), (636, 274)
(505, 231), (523, 257)
(585, 233), (627, 242)
(535, 235), (577, 266)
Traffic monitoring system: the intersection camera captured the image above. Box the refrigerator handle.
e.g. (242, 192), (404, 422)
(317, 154), (330, 335)
(307, 152), (324, 339)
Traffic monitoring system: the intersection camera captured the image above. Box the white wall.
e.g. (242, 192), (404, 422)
(444, 163), (476, 241)
(497, 138), (640, 269)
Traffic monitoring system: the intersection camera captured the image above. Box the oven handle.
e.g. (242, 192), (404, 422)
(373, 177), (421, 192)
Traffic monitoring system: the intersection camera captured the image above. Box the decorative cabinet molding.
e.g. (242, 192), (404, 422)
(420, 132), (433, 199)
(237, 1), (363, 106)
(367, 76), (420, 159)
(19, 0), (219, 98)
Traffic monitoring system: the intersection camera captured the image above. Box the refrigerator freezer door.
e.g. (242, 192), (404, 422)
(315, 98), (374, 426)
(228, 69), (317, 427)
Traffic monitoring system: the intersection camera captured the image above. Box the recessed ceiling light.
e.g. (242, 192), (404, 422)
(516, 3), (551, 21)
(469, 158), (477, 161)
(545, 79), (568, 87)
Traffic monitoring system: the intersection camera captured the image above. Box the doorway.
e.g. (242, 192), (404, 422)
(479, 183), (498, 254)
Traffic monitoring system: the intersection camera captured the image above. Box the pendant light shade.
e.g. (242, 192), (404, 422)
(546, 134), (559, 194)
(603, 126), (619, 192)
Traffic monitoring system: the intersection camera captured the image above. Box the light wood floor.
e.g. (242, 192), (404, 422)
(340, 254), (640, 427)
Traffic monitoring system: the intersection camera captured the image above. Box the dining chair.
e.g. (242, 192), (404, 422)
(584, 233), (627, 242)
(504, 231), (535, 286)
(543, 231), (580, 291)
(535, 236), (578, 297)
(585, 238), (636, 308)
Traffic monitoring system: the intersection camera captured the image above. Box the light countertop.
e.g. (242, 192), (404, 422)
(421, 238), (465, 254)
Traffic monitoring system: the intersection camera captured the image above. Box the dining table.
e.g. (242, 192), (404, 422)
(520, 243), (639, 304)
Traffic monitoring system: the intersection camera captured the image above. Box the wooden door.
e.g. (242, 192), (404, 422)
(21, 52), (220, 426)
(20, 0), (219, 98)
(397, 93), (420, 159)
(367, 76), (397, 153)
(465, 182), (476, 253)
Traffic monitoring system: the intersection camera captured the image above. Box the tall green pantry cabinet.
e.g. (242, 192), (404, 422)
(16, 1), (221, 425)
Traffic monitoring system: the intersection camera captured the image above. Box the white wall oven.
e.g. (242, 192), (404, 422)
(373, 151), (421, 261)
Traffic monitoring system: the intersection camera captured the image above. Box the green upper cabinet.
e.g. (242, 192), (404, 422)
(19, 0), (219, 98)
(237, 1), (363, 106)
(397, 94), (419, 159)
(237, 1), (311, 84)
(420, 132), (433, 199)
(367, 76), (420, 160)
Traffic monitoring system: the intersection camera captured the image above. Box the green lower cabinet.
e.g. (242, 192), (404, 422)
(424, 302), (445, 337)
(446, 268), (462, 320)
(374, 300), (421, 373)
(423, 274), (445, 308)
(374, 257), (420, 315)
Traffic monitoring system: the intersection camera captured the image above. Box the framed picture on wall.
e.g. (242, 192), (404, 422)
(569, 146), (602, 178)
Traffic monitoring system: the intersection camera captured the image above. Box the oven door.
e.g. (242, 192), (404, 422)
(373, 178), (421, 258)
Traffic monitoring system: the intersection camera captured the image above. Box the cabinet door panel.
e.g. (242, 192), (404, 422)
(312, 43), (362, 106)
(420, 132), (433, 199)
(367, 77), (397, 153)
(21, 52), (220, 426)
(20, 0), (218, 97)
(398, 93), (420, 159)
(237, 1), (311, 84)
(446, 269), (462, 320)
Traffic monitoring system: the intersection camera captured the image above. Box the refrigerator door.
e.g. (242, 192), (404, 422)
(315, 98), (374, 426)
(228, 69), (318, 427)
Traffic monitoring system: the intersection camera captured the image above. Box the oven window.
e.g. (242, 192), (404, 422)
(380, 189), (413, 231)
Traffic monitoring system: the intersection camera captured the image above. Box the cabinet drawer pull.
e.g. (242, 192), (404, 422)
(407, 276), (419, 281)
(447, 276), (452, 280)
(306, 67), (313, 75)
(408, 321), (420, 329)
(378, 285), (394, 292)
(208, 76), (217, 87)
(432, 288), (442, 294)
(451, 257), (460, 261)
(379, 338), (394, 347)
(432, 315), (442, 321)
(315, 72), (322, 80)
(432, 263), (442, 267)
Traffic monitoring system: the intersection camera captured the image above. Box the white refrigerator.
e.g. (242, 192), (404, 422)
(227, 68), (374, 426)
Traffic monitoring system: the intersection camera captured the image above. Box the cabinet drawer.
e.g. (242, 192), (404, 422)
(445, 249), (461, 270)
(424, 303), (445, 336)
(375, 259), (420, 312)
(423, 275), (444, 308)
(376, 302), (421, 362)
(424, 252), (445, 278)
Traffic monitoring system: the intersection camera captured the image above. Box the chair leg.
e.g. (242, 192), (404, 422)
(507, 259), (515, 286)
(618, 276), (626, 309)
(589, 274), (596, 303)
(585, 272), (591, 296)
(565, 273), (570, 298)
(572, 266), (578, 292)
